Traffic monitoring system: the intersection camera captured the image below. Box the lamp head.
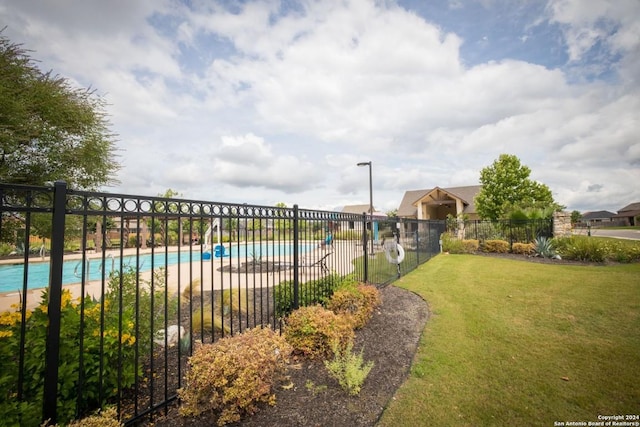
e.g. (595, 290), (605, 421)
(357, 161), (371, 167)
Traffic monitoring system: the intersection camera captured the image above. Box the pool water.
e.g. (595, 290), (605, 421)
(0, 242), (313, 293)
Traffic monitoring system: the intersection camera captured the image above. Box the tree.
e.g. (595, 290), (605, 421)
(274, 202), (290, 231)
(151, 189), (184, 245)
(474, 154), (558, 220)
(0, 33), (119, 189)
(571, 210), (582, 225)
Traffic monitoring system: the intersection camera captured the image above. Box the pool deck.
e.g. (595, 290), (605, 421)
(0, 241), (359, 312)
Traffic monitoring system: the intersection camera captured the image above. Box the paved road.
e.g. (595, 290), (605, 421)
(573, 228), (640, 240)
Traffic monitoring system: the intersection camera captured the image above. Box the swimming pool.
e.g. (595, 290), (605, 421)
(0, 242), (314, 293)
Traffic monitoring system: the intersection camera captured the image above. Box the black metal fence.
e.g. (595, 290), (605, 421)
(0, 182), (443, 426)
(449, 218), (553, 249)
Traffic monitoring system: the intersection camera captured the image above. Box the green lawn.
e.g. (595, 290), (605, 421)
(378, 254), (640, 427)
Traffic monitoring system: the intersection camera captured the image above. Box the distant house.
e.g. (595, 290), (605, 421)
(341, 204), (387, 237)
(579, 210), (616, 225)
(397, 185), (482, 221)
(612, 202), (640, 226)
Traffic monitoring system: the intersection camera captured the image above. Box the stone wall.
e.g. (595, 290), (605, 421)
(553, 211), (572, 237)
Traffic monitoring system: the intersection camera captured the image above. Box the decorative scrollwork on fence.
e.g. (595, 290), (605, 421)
(0, 184), (55, 213)
(63, 190), (305, 220)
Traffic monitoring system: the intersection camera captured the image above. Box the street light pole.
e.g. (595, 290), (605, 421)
(357, 161), (373, 255)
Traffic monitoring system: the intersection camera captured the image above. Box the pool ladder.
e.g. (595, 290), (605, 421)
(73, 254), (116, 279)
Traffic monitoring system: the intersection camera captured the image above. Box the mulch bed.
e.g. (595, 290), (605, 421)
(471, 251), (614, 266)
(136, 285), (429, 427)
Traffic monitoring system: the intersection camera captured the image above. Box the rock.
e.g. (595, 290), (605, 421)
(154, 325), (185, 347)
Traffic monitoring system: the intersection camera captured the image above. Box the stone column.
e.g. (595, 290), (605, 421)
(553, 211), (572, 237)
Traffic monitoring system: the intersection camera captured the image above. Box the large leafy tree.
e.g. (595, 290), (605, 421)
(571, 210), (582, 225)
(474, 154), (558, 220)
(0, 33), (119, 189)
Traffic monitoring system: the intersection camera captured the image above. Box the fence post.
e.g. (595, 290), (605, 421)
(292, 204), (299, 309)
(415, 223), (420, 267)
(362, 213), (368, 283)
(42, 181), (67, 424)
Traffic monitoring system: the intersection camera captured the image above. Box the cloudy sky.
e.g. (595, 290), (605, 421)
(1, 0), (639, 214)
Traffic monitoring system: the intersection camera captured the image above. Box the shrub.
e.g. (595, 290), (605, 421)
(610, 241), (640, 263)
(553, 236), (640, 263)
(512, 242), (535, 255)
(324, 341), (374, 396)
(181, 280), (202, 300)
(105, 267), (180, 352)
(0, 290), (138, 426)
(0, 243), (12, 256)
(327, 284), (381, 329)
(333, 230), (360, 241)
(0, 267), (177, 426)
(191, 304), (231, 339)
(274, 274), (343, 317)
(534, 236), (556, 258)
(441, 234), (478, 254)
(464, 221), (505, 241)
(219, 288), (250, 315)
(186, 283), (249, 345)
(284, 305), (354, 359)
(64, 407), (123, 427)
(482, 240), (509, 253)
(178, 327), (292, 426)
(440, 233), (464, 254)
(554, 236), (607, 262)
(462, 239), (479, 253)
(126, 234), (136, 248)
(357, 284), (382, 315)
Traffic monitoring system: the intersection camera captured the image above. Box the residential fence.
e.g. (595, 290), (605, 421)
(448, 218), (554, 250)
(0, 182), (444, 426)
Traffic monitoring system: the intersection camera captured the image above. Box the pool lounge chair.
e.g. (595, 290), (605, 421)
(301, 251), (332, 274)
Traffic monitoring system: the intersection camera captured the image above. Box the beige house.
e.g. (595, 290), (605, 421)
(341, 204), (385, 216)
(397, 185), (482, 221)
(612, 202), (640, 226)
(341, 204), (388, 236)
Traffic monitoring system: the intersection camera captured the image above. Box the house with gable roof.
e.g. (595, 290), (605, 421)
(579, 210), (616, 226)
(341, 204), (388, 237)
(397, 185), (482, 222)
(612, 202), (640, 226)
(396, 185), (482, 237)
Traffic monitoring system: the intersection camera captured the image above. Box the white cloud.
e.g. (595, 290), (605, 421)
(1, 0), (639, 213)
(210, 134), (322, 193)
(547, 0), (640, 69)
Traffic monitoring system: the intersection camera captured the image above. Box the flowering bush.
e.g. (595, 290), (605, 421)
(0, 267), (177, 426)
(0, 289), (137, 426)
(554, 236), (640, 263)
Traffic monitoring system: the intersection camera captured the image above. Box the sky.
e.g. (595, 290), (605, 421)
(1, 0), (639, 214)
